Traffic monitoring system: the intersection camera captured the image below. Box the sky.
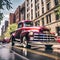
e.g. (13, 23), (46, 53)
(0, 0), (25, 36)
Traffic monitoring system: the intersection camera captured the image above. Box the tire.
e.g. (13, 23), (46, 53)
(11, 36), (15, 46)
(22, 36), (31, 48)
(22, 36), (27, 48)
(45, 45), (53, 50)
(12, 42), (15, 46)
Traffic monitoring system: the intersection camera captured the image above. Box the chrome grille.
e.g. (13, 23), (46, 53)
(33, 33), (55, 42)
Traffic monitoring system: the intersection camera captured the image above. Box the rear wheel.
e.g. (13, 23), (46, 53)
(11, 36), (15, 46)
(22, 36), (31, 48)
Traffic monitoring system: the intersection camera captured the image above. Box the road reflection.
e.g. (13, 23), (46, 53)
(12, 46), (60, 60)
(0, 47), (15, 60)
(22, 48), (27, 56)
(0, 44), (24, 60)
(0, 43), (60, 60)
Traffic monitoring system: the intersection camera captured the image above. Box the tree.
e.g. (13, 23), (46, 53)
(0, 0), (12, 24)
(0, 13), (3, 24)
(0, 0), (12, 10)
(4, 23), (17, 38)
(57, 6), (60, 17)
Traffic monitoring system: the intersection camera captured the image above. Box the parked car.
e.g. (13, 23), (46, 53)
(2, 38), (10, 43)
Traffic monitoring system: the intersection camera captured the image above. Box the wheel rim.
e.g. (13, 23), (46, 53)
(23, 37), (27, 47)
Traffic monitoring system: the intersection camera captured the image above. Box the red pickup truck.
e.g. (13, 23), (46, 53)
(11, 20), (56, 48)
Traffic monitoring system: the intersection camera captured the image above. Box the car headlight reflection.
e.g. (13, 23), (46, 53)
(29, 31), (34, 36)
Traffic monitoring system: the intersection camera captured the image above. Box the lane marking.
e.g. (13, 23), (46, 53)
(14, 46), (60, 60)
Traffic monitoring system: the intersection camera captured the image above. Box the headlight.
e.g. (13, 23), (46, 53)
(29, 31), (34, 36)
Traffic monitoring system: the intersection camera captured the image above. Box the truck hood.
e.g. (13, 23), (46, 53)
(22, 27), (40, 32)
(16, 26), (48, 33)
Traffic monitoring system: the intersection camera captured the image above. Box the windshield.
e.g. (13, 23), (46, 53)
(18, 23), (23, 28)
(24, 21), (33, 27)
(42, 29), (50, 34)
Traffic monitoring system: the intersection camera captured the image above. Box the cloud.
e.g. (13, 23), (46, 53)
(3, 14), (9, 20)
(4, 14), (9, 18)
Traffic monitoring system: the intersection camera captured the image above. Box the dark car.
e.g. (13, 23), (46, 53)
(2, 38), (10, 43)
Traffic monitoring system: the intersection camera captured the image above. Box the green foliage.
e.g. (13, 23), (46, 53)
(0, 0), (12, 24)
(58, 6), (60, 16)
(9, 23), (17, 33)
(0, 0), (3, 9)
(0, 13), (3, 24)
(0, 0), (12, 10)
(55, 6), (60, 20)
(4, 23), (17, 38)
(0, 35), (4, 40)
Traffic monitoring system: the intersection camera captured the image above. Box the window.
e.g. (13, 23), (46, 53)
(27, 0), (29, 6)
(49, 14), (51, 23)
(46, 15), (49, 24)
(31, 4), (33, 8)
(56, 14), (59, 20)
(47, 2), (50, 10)
(38, 11), (39, 17)
(46, 0), (50, 3)
(42, 18), (44, 26)
(36, 13), (37, 18)
(41, 0), (44, 4)
(35, 5), (37, 11)
(37, 4), (39, 9)
(31, 0), (32, 2)
(24, 21), (33, 27)
(27, 13), (30, 20)
(35, 4), (39, 11)
(46, 14), (51, 24)
(31, 9), (33, 19)
(35, 20), (40, 26)
(42, 7), (44, 13)
(35, 0), (39, 3)
(27, 7), (30, 12)
(55, 10), (60, 20)
(54, 0), (58, 5)
(18, 23), (23, 28)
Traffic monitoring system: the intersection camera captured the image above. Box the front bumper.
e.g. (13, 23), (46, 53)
(28, 33), (57, 45)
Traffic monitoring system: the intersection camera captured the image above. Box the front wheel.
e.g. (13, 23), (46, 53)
(45, 45), (53, 50)
(22, 36), (31, 48)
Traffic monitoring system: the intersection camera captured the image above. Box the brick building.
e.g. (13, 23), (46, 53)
(20, 2), (25, 21)
(9, 13), (15, 24)
(14, 6), (21, 23)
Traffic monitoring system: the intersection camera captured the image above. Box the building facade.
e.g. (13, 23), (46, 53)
(25, 0), (60, 36)
(14, 3), (25, 23)
(25, 0), (35, 20)
(14, 6), (21, 23)
(9, 0), (60, 36)
(20, 2), (26, 21)
(9, 13), (15, 24)
(4, 20), (8, 32)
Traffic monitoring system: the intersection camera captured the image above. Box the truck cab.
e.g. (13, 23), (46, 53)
(11, 20), (55, 48)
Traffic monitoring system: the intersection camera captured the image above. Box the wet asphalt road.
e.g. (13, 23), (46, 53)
(0, 43), (24, 60)
(0, 43), (60, 60)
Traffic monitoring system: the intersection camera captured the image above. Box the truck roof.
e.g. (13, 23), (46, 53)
(18, 20), (32, 24)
